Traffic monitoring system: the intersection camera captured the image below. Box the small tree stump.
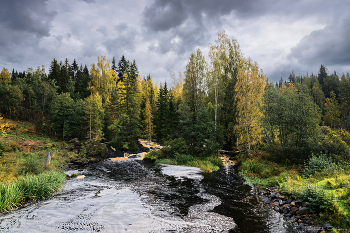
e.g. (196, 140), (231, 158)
(45, 152), (52, 165)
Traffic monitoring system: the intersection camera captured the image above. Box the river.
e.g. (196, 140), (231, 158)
(0, 159), (302, 232)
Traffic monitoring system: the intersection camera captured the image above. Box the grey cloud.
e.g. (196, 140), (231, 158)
(97, 26), (108, 35)
(81, 0), (96, 3)
(288, 13), (350, 67)
(143, 0), (187, 32)
(104, 23), (137, 56)
(115, 22), (128, 32)
(0, 0), (56, 67)
(0, 0), (56, 36)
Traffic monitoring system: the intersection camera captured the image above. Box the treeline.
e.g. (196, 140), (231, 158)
(1, 32), (350, 162)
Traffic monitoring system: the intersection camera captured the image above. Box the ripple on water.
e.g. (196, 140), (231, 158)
(0, 161), (300, 233)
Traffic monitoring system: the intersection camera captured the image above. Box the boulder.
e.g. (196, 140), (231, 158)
(323, 223), (333, 231)
(296, 207), (310, 215)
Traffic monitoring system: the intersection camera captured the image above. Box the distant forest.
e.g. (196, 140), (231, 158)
(1, 32), (350, 163)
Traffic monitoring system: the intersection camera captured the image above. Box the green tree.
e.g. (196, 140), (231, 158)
(339, 74), (350, 128)
(0, 68), (11, 84)
(183, 49), (206, 115)
(85, 93), (104, 140)
(234, 58), (266, 150)
(263, 83), (321, 162)
(324, 91), (341, 129)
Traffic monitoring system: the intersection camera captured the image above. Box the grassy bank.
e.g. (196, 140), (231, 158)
(239, 150), (350, 231)
(145, 150), (223, 172)
(0, 170), (66, 212)
(0, 118), (70, 212)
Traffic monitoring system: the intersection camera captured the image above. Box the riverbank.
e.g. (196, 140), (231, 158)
(239, 150), (350, 232)
(0, 118), (71, 212)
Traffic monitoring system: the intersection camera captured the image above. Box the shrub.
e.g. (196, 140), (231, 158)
(303, 153), (342, 177)
(85, 139), (108, 157)
(162, 138), (188, 158)
(108, 139), (138, 151)
(144, 150), (161, 160)
(19, 152), (44, 175)
(298, 184), (335, 211)
(280, 182), (335, 211)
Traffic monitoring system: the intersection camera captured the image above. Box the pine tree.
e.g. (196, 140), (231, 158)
(318, 64), (327, 86)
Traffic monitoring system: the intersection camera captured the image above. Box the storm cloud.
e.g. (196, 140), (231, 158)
(0, 0), (349, 83)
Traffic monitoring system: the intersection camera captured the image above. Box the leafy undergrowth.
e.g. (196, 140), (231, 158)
(239, 150), (350, 231)
(145, 150), (222, 172)
(0, 118), (69, 212)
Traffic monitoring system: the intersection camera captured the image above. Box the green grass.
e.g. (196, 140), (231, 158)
(239, 151), (350, 230)
(0, 170), (66, 212)
(0, 118), (69, 213)
(145, 150), (222, 172)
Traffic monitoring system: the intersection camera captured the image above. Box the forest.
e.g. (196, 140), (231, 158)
(0, 32), (349, 164)
(1, 31), (350, 228)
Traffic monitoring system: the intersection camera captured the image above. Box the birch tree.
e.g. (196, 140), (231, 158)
(234, 58), (266, 150)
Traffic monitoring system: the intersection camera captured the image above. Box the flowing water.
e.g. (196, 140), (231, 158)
(0, 159), (302, 232)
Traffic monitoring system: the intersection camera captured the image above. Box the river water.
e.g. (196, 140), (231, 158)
(0, 159), (302, 232)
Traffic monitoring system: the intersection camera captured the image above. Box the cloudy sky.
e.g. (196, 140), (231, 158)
(1, 0), (350, 84)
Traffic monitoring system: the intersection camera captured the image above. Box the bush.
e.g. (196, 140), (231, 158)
(144, 150), (161, 160)
(108, 139), (139, 151)
(280, 182), (335, 211)
(19, 152), (44, 175)
(162, 138), (188, 158)
(85, 139), (108, 157)
(303, 153), (342, 177)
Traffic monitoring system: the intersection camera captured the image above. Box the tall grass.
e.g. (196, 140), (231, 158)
(0, 170), (66, 212)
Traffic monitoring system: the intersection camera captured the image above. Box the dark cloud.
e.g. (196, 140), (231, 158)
(0, 0), (56, 36)
(143, 0), (187, 32)
(288, 11), (350, 67)
(0, 0), (56, 67)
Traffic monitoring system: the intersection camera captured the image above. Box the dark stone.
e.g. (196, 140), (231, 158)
(296, 207), (310, 215)
(323, 223), (333, 231)
(274, 206), (280, 212)
(269, 192), (276, 198)
(279, 199), (285, 206)
(282, 207), (290, 214)
(262, 198), (271, 204)
(286, 199), (292, 204)
(275, 193), (281, 198)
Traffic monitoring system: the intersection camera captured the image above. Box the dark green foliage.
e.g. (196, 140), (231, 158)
(0, 83), (23, 118)
(0, 141), (5, 157)
(303, 153), (341, 177)
(263, 83), (322, 163)
(155, 83), (178, 140)
(84, 139), (108, 157)
(19, 152), (44, 175)
(177, 105), (222, 157)
(117, 55), (128, 82)
(294, 183), (335, 211)
(318, 64), (327, 86)
(50, 93), (85, 140)
(162, 138), (188, 158)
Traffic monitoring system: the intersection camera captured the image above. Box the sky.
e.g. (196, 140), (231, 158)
(1, 0), (350, 84)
